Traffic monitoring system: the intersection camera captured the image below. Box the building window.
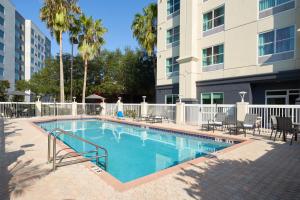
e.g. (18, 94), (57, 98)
(203, 44), (224, 66)
(0, 55), (3, 63)
(203, 6), (224, 32)
(0, 42), (3, 51)
(166, 56), (179, 76)
(0, 67), (3, 77)
(0, 17), (4, 26)
(265, 89), (300, 105)
(0, 4), (4, 14)
(259, 0), (292, 11)
(201, 92), (224, 104)
(0, 30), (4, 38)
(166, 26), (180, 45)
(259, 26), (294, 56)
(165, 94), (178, 104)
(167, 0), (180, 15)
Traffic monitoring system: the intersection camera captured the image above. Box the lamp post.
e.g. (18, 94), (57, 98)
(239, 91), (247, 102)
(73, 96), (76, 102)
(142, 96), (146, 103)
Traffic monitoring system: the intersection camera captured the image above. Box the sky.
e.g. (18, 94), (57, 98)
(11, 0), (155, 55)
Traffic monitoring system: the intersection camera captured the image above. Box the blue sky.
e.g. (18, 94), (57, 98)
(11, 0), (155, 55)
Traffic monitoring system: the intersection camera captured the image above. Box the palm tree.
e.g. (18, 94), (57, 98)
(78, 15), (107, 103)
(131, 3), (157, 80)
(40, 0), (81, 102)
(69, 17), (81, 100)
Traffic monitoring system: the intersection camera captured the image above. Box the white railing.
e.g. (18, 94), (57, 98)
(147, 104), (176, 122)
(185, 104), (236, 126)
(123, 104), (141, 117)
(41, 103), (72, 116)
(106, 103), (116, 116)
(0, 102), (36, 118)
(249, 104), (300, 131)
(76, 103), (103, 115)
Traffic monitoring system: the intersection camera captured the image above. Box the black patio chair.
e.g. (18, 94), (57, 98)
(275, 117), (298, 145)
(270, 116), (278, 140)
(229, 114), (260, 137)
(208, 112), (227, 132)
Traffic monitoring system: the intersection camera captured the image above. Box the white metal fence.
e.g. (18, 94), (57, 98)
(147, 104), (176, 122)
(249, 105), (300, 131)
(123, 104), (141, 118)
(41, 103), (72, 116)
(0, 102), (36, 118)
(185, 104), (236, 126)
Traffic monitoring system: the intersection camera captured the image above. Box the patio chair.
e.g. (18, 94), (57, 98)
(275, 117), (298, 145)
(207, 112), (227, 132)
(270, 116), (278, 140)
(229, 114), (260, 137)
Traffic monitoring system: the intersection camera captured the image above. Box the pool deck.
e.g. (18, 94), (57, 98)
(1, 116), (300, 200)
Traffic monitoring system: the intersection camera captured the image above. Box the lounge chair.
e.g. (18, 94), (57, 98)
(229, 114), (260, 137)
(270, 116), (278, 140)
(275, 117), (298, 145)
(147, 115), (163, 123)
(207, 112), (227, 132)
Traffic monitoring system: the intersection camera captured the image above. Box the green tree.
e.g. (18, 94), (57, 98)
(131, 3), (157, 80)
(0, 80), (10, 101)
(40, 0), (81, 102)
(78, 14), (107, 103)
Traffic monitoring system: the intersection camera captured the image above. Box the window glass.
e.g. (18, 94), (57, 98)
(165, 94), (178, 104)
(201, 93), (224, 104)
(203, 44), (224, 67)
(167, 0), (180, 15)
(0, 55), (3, 63)
(0, 30), (4, 38)
(0, 42), (4, 51)
(203, 6), (224, 31)
(166, 56), (179, 75)
(0, 17), (4, 26)
(276, 26), (294, 53)
(259, 26), (294, 56)
(0, 67), (3, 77)
(213, 93), (224, 104)
(0, 4), (4, 14)
(166, 26), (180, 45)
(202, 93), (211, 104)
(259, 0), (292, 11)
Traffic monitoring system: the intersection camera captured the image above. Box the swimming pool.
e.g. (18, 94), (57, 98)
(38, 119), (236, 183)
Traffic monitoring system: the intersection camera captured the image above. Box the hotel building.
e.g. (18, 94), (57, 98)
(156, 0), (300, 105)
(0, 0), (51, 91)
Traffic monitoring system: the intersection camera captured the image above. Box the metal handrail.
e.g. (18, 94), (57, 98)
(48, 128), (108, 171)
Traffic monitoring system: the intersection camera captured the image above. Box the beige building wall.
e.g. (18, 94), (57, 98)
(157, 0), (300, 101)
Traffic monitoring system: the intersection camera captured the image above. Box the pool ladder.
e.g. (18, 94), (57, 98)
(47, 128), (108, 171)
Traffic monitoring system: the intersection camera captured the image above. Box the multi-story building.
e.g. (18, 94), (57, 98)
(25, 20), (51, 82)
(0, 0), (51, 92)
(156, 0), (300, 105)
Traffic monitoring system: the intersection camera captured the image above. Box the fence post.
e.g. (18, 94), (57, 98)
(72, 100), (77, 116)
(176, 102), (185, 125)
(141, 96), (148, 117)
(236, 102), (249, 121)
(100, 102), (106, 116)
(35, 99), (42, 117)
(117, 97), (123, 112)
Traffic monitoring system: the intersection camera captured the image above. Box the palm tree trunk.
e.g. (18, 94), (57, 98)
(59, 31), (65, 103)
(82, 59), (88, 103)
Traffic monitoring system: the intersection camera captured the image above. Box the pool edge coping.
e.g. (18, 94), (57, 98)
(28, 115), (253, 192)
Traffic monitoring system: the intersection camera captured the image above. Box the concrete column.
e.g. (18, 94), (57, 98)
(176, 102), (185, 124)
(100, 102), (106, 116)
(236, 102), (249, 121)
(140, 102), (148, 117)
(177, 0), (199, 100)
(35, 101), (42, 117)
(72, 102), (77, 116)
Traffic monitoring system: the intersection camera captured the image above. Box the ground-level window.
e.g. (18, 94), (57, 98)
(259, 26), (295, 56)
(202, 44), (224, 67)
(265, 89), (300, 105)
(0, 67), (4, 77)
(201, 92), (224, 104)
(165, 94), (178, 104)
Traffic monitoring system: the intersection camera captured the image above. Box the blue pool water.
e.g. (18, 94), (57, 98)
(38, 119), (234, 183)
